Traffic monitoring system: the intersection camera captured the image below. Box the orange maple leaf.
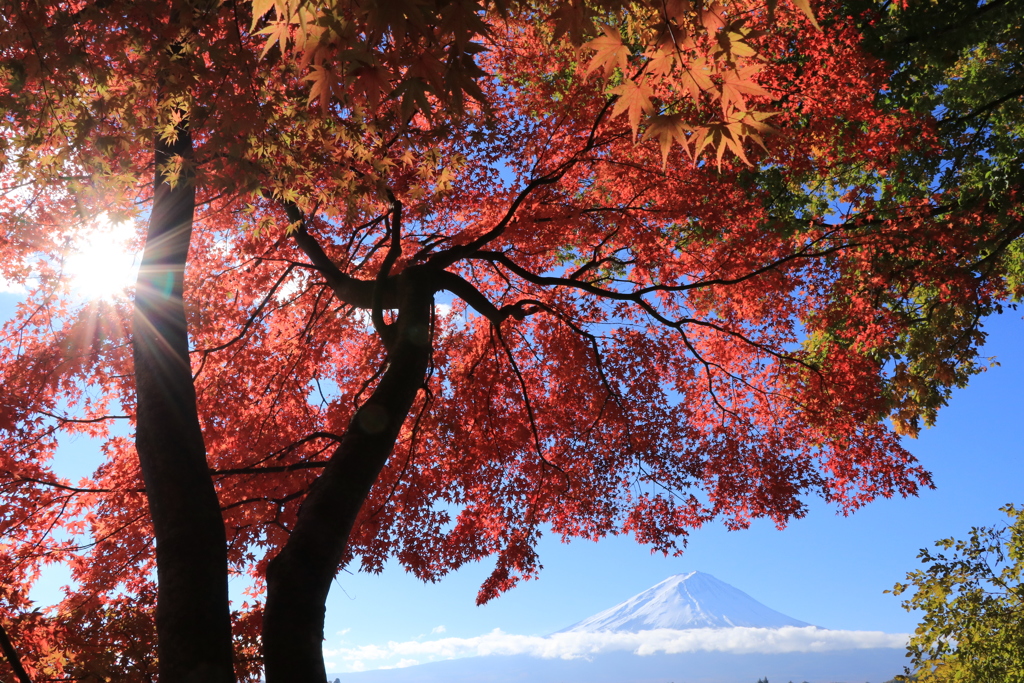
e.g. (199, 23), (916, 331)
(720, 63), (771, 114)
(304, 65), (340, 113)
(610, 77), (656, 140)
(645, 44), (677, 78)
(700, 2), (727, 33)
(642, 113), (693, 167)
(583, 25), (630, 77)
(677, 57), (715, 103)
(663, 0), (695, 25)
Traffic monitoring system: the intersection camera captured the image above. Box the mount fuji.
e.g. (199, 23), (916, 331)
(558, 571), (811, 632)
(331, 572), (907, 682)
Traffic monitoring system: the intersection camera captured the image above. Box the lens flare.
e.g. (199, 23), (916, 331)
(65, 215), (141, 300)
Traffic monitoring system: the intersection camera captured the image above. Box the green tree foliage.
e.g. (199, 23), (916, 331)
(827, 0), (1024, 436)
(891, 504), (1024, 683)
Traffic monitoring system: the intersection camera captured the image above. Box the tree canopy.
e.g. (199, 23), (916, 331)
(0, 0), (1020, 680)
(839, 0), (1024, 435)
(891, 504), (1024, 683)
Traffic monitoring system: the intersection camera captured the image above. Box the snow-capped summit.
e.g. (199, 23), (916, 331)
(558, 571), (811, 632)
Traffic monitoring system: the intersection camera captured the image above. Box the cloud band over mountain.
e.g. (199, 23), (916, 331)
(324, 626), (909, 668)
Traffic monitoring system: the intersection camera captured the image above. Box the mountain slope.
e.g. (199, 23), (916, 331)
(559, 571), (811, 632)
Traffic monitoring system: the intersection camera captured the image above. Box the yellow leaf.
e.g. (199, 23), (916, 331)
(258, 21), (290, 60)
(304, 65), (338, 113)
(715, 31), (758, 60)
(250, 0), (276, 30)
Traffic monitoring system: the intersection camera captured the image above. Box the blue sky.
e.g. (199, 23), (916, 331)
(13, 295), (1023, 671)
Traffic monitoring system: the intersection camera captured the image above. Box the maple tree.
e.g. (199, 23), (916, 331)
(0, 0), (1018, 681)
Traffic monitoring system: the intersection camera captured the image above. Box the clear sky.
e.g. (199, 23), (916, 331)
(11, 296), (1023, 672)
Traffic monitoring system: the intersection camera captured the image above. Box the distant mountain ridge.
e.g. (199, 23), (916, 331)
(558, 571), (812, 632)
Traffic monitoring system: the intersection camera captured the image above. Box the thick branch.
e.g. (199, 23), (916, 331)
(435, 270), (535, 323)
(285, 203), (387, 308)
(0, 620), (33, 683)
(262, 271), (435, 682)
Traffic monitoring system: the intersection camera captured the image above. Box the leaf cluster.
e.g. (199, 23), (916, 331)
(890, 504), (1024, 683)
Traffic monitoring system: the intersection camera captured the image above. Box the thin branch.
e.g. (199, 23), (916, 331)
(944, 84), (1024, 127)
(212, 461), (329, 476)
(492, 325), (567, 480)
(372, 192), (403, 349)
(36, 411), (129, 424)
(7, 475), (128, 495)
(198, 264), (295, 356)
(425, 99), (618, 272)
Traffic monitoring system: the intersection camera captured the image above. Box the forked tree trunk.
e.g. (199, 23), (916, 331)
(132, 127), (235, 682)
(262, 276), (434, 682)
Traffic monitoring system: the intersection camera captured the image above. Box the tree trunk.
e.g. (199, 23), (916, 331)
(132, 126), (235, 682)
(0, 620), (33, 683)
(262, 275), (434, 682)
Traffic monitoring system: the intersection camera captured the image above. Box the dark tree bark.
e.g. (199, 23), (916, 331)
(132, 126), (235, 682)
(0, 620), (33, 683)
(262, 271), (434, 682)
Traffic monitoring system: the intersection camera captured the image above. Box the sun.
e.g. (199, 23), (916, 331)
(64, 214), (141, 300)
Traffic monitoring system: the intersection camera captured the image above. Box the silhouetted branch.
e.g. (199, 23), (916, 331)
(0, 619), (35, 683)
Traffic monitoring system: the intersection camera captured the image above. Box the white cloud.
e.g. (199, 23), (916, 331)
(431, 625), (447, 634)
(324, 626), (908, 668)
(0, 276), (28, 294)
(381, 659), (420, 669)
